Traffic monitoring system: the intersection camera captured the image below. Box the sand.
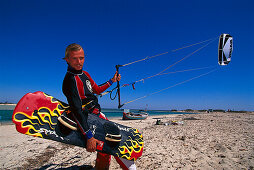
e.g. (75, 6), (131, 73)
(1, 112), (254, 169)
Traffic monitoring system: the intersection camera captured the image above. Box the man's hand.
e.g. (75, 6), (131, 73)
(112, 71), (121, 83)
(86, 137), (99, 152)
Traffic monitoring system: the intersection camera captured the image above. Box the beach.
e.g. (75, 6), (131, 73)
(1, 112), (253, 169)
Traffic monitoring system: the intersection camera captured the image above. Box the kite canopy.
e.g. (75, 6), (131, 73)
(218, 34), (233, 65)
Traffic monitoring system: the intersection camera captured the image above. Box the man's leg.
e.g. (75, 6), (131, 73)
(94, 111), (111, 169)
(95, 111), (136, 170)
(95, 152), (111, 170)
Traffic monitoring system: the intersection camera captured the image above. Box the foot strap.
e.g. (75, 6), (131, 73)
(58, 114), (78, 131)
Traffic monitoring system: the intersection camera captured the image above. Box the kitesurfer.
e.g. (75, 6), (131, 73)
(62, 43), (136, 170)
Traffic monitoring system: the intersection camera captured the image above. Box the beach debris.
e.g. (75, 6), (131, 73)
(155, 119), (163, 125)
(155, 119), (184, 125)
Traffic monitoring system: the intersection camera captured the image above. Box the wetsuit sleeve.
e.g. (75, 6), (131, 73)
(84, 71), (113, 95)
(62, 76), (93, 139)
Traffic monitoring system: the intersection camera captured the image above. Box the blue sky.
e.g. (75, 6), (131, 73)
(0, 0), (253, 111)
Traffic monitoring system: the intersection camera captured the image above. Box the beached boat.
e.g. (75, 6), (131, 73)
(123, 109), (149, 120)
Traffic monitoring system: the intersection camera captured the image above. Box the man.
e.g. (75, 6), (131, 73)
(62, 43), (136, 170)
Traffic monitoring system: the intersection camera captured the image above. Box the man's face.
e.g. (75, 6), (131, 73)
(66, 49), (85, 70)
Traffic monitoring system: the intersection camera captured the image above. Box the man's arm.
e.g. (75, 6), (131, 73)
(83, 71), (113, 95)
(84, 71), (121, 95)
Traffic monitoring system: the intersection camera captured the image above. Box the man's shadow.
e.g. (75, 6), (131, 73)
(38, 164), (94, 170)
(37, 156), (94, 170)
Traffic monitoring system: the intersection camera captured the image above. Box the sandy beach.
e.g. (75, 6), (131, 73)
(1, 112), (253, 170)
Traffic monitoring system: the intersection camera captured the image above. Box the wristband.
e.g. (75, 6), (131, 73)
(86, 129), (93, 139)
(108, 79), (113, 85)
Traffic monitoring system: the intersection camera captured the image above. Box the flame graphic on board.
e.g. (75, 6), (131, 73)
(12, 91), (144, 161)
(12, 92), (68, 138)
(117, 128), (144, 161)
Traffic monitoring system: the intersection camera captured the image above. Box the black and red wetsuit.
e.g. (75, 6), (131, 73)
(62, 65), (113, 139)
(63, 65), (136, 170)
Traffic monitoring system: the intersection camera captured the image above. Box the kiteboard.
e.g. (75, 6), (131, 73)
(12, 91), (143, 161)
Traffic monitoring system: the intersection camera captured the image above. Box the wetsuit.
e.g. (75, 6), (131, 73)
(62, 65), (136, 170)
(62, 65), (113, 138)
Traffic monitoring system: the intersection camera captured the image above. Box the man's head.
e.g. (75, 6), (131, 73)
(64, 43), (85, 71)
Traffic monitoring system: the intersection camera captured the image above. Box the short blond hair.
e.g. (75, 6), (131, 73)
(64, 43), (83, 59)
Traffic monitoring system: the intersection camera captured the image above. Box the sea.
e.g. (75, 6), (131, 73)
(0, 104), (196, 124)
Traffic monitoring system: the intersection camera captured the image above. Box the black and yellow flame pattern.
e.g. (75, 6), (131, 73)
(13, 93), (67, 138)
(13, 92), (143, 160)
(117, 128), (144, 161)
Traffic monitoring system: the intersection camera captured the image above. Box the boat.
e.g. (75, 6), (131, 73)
(122, 109), (149, 120)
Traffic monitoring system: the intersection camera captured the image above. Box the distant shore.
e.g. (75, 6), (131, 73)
(0, 104), (16, 106)
(0, 104), (16, 111)
(1, 104), (253, 112)
(1, 112), (253, 169)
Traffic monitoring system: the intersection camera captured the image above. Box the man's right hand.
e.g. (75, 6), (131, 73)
(86, 137), (99, 152)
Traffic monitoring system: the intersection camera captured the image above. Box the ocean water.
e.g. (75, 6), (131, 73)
(0, 108), (195, 123)
(0, 110), (13, 123)
(0, 105), (16, 123)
